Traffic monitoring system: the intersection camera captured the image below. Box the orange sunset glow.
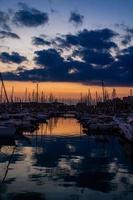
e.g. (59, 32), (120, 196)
(3, 81), (131, 100)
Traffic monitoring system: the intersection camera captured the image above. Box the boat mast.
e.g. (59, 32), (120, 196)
(36, 83), (39, 103)
(101, 80), (105, 103)
(1, 146), (16, 184)
(25, 88), (27, 102)
(0, 72), (9, 103)
(0, 84), (3, 103)
(11, 86), (14, 102)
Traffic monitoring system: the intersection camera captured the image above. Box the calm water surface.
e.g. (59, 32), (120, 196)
(0, 117), (133, 200)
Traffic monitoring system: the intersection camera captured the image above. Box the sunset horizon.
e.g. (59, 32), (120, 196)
(0, 0), (133, 99)
(3, 81), (132, 101)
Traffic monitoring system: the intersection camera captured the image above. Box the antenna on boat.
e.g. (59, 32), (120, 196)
(0, 72), (9, 103)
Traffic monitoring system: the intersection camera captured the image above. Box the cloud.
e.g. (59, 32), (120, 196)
(125, 28), (133, 35)
(32, 37), (50, 46)
(0, 52), (27, 64)
(16, 65), (27, 72)
(0, 31), (20, 39)
(13, 4), (49, 27)
(74, 49), (114, 67)
(2, 50), (133, 86)
(122, 28), (133, 45)
(121, 34), (132, 45)
(14, 45), (133, 85)
(57, 28), (118, 50)
(34, 48), (63, 67)
(0, 48), (116, 84)
(69, 11), (84, 27)
(115, 23), (133, 45)
(116, 46), (133, 70)
(2, 28), (133, 86)
(0, 11), (11, 31)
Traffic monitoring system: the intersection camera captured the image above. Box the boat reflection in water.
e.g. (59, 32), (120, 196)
(0, 117), (133, 200)
(25, 117), (83, 137)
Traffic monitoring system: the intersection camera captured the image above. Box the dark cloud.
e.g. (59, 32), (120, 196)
(2, 28), (133, 86)
(0, 11), (10, 31)
(114, 22), (127, 30)
(32, 37), (50, 46)
(69, 11), (84, 26)
(50, 9), (56, 13)
(34, 49), (63, 67)
(115, 23), (133, 36)
(57, 28), (118, 50)
(2, 50), (133, 86)
(2, 72), (20, 81)
(18, 2), (29, 9)
(121, 34), (132, 45)
(0, 48), (117, 85)
(0, 52), (27, 64)
(16, 65), (27, 72)
(116, 46), (133, 70)
(125, 28), (133, 35)
(13, 4), (49, 27)
(105, 46), (133, 85)
(0, 31), (20, 39)
(74, 49), (114, 67)
(122, 28), (133, 45)
(115, 24), (133, 45)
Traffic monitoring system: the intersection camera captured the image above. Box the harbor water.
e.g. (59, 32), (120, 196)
(0, 117), (133, 200)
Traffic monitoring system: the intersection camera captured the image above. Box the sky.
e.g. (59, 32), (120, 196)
(0, 0), (133, 99)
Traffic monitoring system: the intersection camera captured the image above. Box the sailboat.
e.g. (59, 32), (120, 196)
(0, 72), (16, 138)
(113, 117), (133, 142)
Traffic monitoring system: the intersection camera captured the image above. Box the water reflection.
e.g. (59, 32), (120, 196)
(26, 117), (82, 136)
(0, 118), (133, 200)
